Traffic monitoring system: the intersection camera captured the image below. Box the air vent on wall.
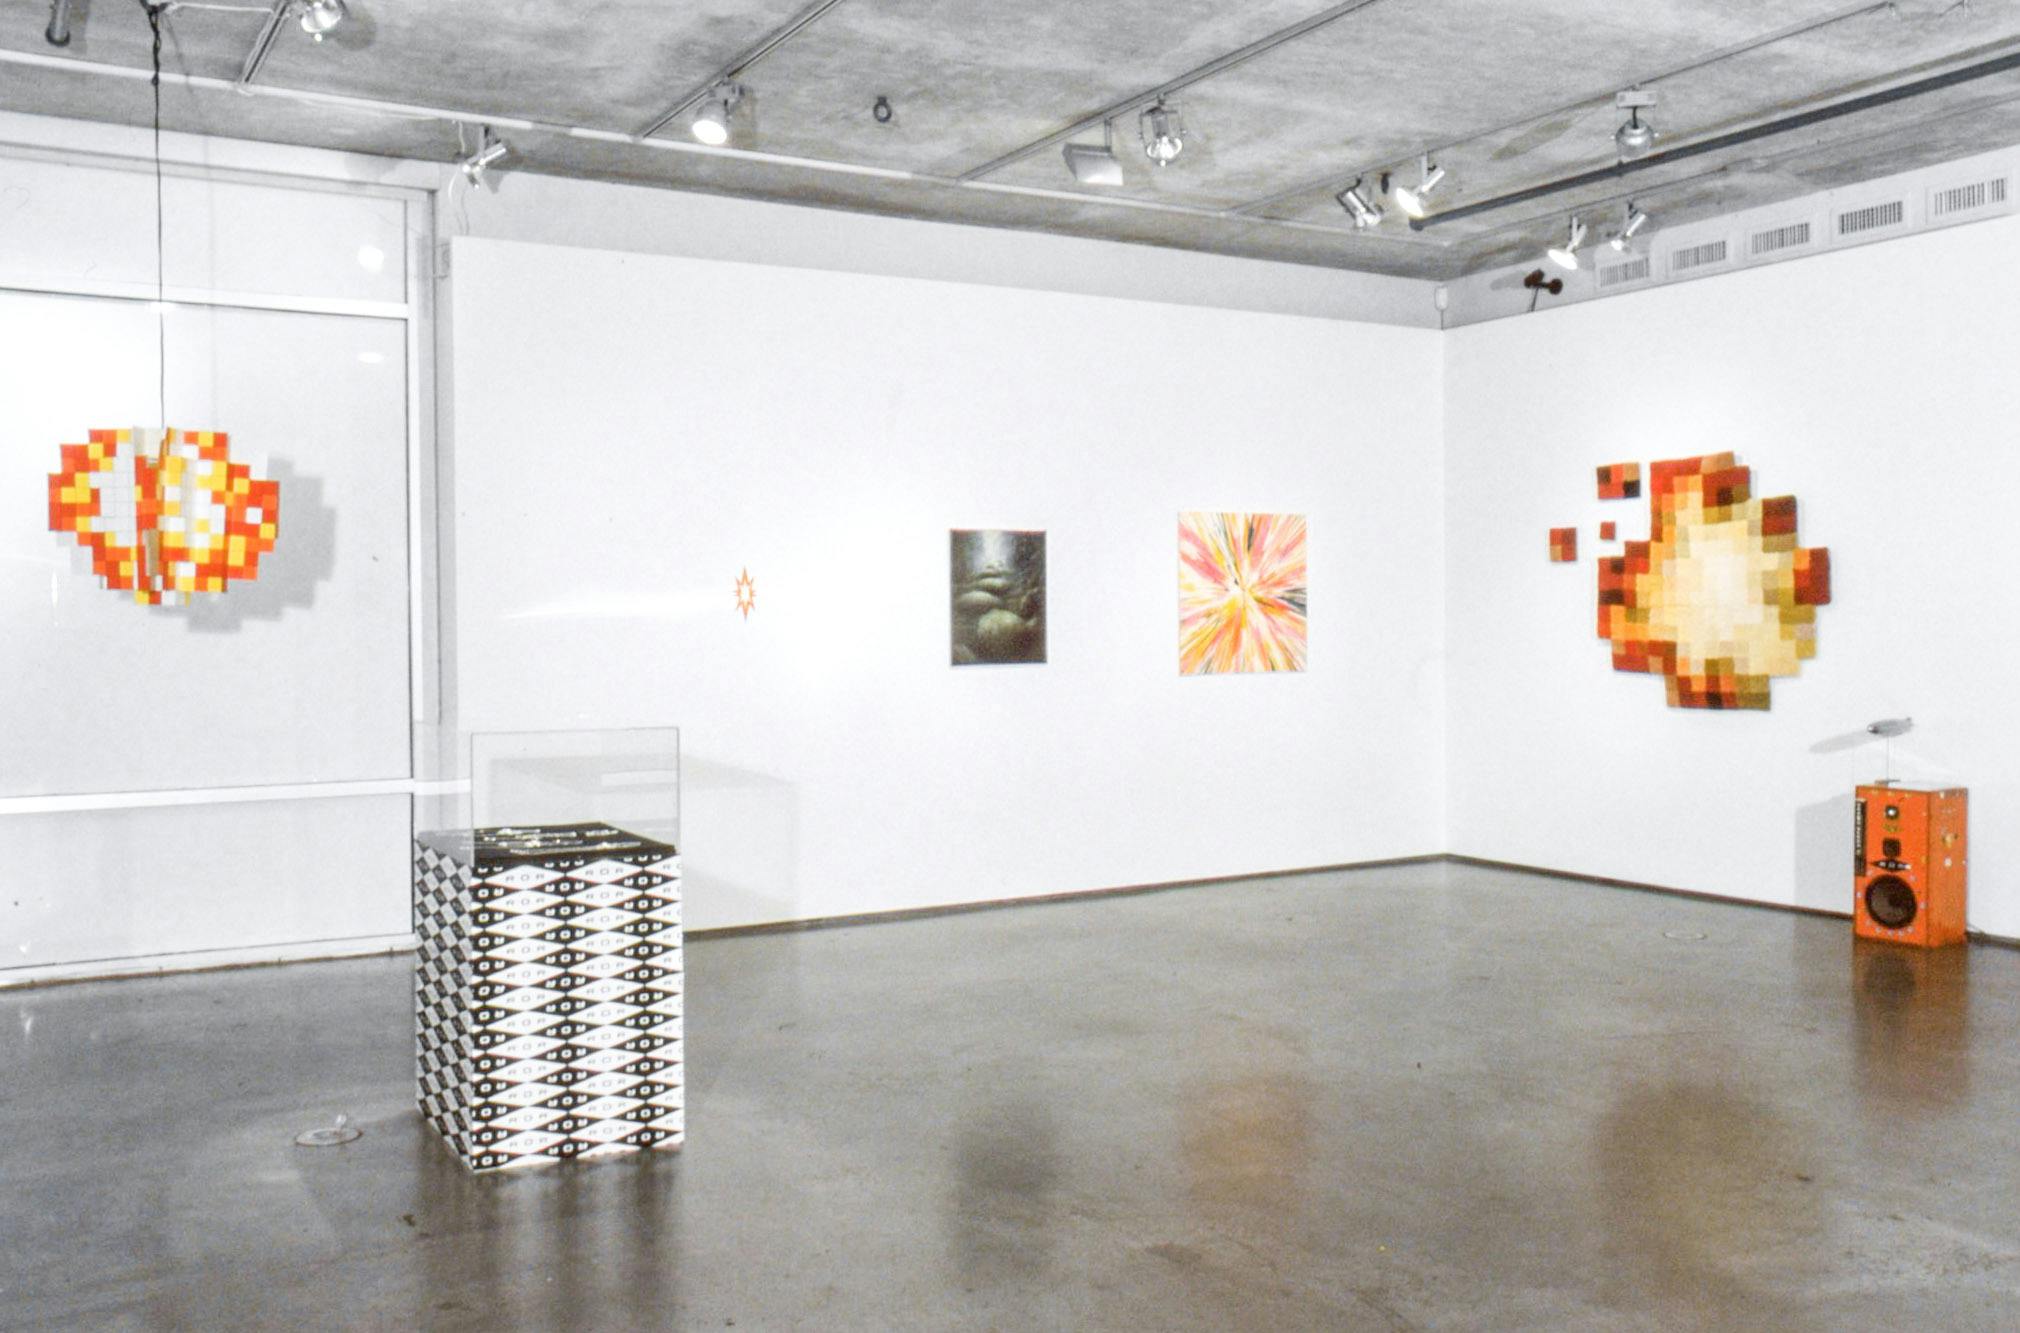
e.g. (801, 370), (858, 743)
(1835, 198), (1906, 238)
(1597, 254), (1651, 288)
(1748, 220), (1813, 258)
(1928, 175), (2010, 221)
(1668, 238), (1728, 275)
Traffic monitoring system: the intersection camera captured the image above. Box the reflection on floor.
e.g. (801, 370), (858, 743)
(4, 861), (2018, 1330)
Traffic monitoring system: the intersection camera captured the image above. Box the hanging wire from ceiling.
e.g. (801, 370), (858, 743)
(143, 0), (169, 430)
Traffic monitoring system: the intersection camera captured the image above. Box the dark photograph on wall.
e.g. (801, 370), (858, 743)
(950, 529), (1046, 665)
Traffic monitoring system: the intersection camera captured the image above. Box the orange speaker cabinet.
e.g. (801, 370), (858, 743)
(1854, 784), (1968, 947)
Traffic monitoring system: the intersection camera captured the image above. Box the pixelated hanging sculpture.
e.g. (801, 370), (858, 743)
(48, 427), (280, 605)
(1594, 452), (1829, 710)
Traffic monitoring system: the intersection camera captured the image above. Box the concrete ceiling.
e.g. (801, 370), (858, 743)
(7, 0), (2020, 279)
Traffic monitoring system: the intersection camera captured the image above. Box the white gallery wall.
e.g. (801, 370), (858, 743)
(1443, 213), (2020, 936)
(443, 168), (1440, 329)
(447, 238), (1448, 931)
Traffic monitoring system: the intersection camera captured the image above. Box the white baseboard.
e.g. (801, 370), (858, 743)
(0, 933), (416, 990)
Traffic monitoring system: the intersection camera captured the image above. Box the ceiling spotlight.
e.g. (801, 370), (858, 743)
(691, 82), (743, 147)
(1615, 88), (1657, 160)
(297, 0), (347, 43)
(1139, 101), (1185, 167)
(460, 127), (508, 187)
(1609, 203), (1649, 252)
(1063, 122), (1124, 186)
(1546, 215), (1588, 271)
(1393, 155), (1447, 219)
(1334, 178), (1385, 229)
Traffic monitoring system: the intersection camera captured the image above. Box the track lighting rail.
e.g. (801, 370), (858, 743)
(1229, 0), (1896, 218)
(956, 0), (1389, 183)
(237, 0), (291, 87)
(0, 45), (1446, 254)
(636, 0), (852, 140)
(1413, 44), (2020, 229)
(1443, 78), (2020, 262)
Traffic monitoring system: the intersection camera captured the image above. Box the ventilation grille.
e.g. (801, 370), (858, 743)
(1929, 176), (2009, 220)
(1748, 221), (1812, 258)
(1836, 199), (1906, 237)
(1597, 254), (1651, 288)
(1668, 239), (1728, 275)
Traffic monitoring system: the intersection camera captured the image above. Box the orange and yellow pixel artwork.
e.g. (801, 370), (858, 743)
(1595, 452), (1829, 710)
(1178, 511), (1307, 675)
(48, 427), (280, 605)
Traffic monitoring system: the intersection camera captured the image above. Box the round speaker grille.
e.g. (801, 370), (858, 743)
(1865, 875), (1918, 930)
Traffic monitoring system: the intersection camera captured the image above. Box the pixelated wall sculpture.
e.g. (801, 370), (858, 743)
(1597, 462), (1642, 500)
(1594, 452), (1830, 710)
(1549, 527), (1578, 563)
(1178, 511), (1307, 674)
(48, 427), (279, 605)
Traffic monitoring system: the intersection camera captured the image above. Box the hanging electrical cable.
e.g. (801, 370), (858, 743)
(39, 1), (287, 610)
(145, 0), (168, 428)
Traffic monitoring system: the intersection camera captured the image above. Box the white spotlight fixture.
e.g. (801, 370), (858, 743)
(691, 82), (743, 147)
(1139, 100), (1185, 167)
(1062, 122), (1124, 186)
(1615, 88), (1657, 160)
(297, 0), (347, 43)
(1609, 203), (1649, 252)
(1334, 178), (1385, 229)
(460, 127), (508, 187)
(1393, 154), (1447, 219)
(1547, 215), (1588, 270)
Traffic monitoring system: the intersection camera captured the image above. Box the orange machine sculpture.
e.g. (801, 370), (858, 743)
(1854, 784), (1968, 947)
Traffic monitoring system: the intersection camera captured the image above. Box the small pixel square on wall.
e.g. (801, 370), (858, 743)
(951, 530), (1045, 665)
(1596, 463), (1642, 500)
(1548, 528), (1578, 563)
(1600, 521), (1617, 541)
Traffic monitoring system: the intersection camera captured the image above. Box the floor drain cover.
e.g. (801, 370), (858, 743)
(1662, 930), (1708, 942)
(295, 1114), (362, 1148)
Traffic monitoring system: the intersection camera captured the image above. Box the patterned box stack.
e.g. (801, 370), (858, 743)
(413, 822), (683, 1172)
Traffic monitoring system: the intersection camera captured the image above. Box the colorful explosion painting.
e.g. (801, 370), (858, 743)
(1178, 511), (1307, 675)
(48, 427), (280, 606)
(1594, 452), (1829, 710)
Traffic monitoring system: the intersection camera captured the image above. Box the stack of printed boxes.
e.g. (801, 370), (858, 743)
(413, 822), (682, 1171)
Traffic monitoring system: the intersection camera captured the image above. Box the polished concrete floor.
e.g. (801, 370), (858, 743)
(4, 861), (2019, 1331)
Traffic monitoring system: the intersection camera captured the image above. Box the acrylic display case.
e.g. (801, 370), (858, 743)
(412, 728), (682, 1172)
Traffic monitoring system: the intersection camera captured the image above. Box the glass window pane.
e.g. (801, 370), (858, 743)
(0, 292), (410, 795)
(0, 156), (408, 305)
(0, 794), (411, 976)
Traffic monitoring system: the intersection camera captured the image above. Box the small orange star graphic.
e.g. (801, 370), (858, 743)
(734, 568), (756, 620)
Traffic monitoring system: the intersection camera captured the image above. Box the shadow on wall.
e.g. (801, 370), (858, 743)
(155, 459), (337, 633)
(1792, 794), (1855, 916)
(682, 754), (800, 930)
